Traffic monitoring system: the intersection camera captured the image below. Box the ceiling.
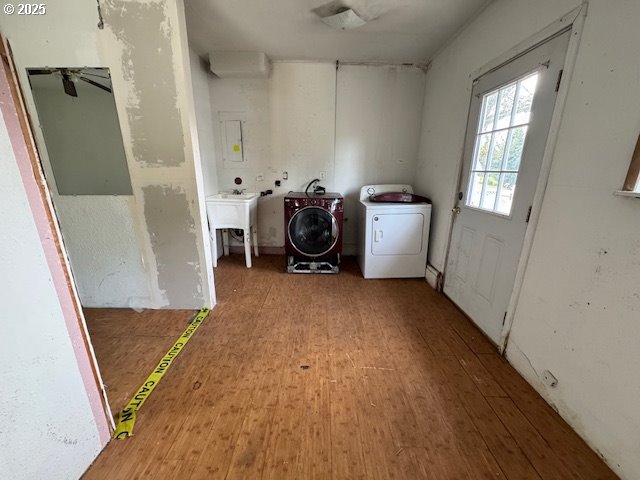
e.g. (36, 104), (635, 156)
(185, 0), (492, 64)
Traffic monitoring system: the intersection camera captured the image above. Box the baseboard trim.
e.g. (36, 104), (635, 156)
(227, 245), (359, 257)
(228, 245), (285, 255)
(425, 264), (442, 291)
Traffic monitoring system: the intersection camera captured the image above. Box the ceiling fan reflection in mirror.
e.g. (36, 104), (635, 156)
(28, 68), (112, 97)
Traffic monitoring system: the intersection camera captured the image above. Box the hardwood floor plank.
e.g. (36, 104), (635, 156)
(298, 353), (332, 480)
(81, 255), (616, 480)
(487, 396), (580, 480)
(439, 354), (541, 480)
(479, 354), (617, 479)
(225, 407), (273, 479)
(328, 350), (368, 480)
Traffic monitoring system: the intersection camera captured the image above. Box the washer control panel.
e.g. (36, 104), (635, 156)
(285, 193), (343, 212)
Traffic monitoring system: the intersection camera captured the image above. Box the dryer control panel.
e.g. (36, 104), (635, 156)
(359, 184), (413, 201)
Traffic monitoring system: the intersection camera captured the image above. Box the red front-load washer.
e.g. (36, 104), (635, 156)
(284, 192), (343, 273)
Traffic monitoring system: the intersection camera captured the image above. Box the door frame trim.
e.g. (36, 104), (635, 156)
(442, 4), (588, 353)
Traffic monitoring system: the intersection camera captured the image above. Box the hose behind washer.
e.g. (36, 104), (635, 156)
(305, 178), (326, 197)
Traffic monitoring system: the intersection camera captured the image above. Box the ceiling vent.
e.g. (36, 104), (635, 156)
(320, 7), (366, 30)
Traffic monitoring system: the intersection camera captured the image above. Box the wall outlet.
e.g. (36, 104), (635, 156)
(542, 370), (558, 388)
(320, 171), (326, 180)
(256, 174), (264, 182)
(282, 171), (288, 180)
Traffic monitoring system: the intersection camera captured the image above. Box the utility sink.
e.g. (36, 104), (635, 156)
(206, 193), (259, 226)
(207, 192), (260, 201)
(205, 193), (259, 268)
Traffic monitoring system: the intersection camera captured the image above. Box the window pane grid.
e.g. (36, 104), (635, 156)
(478, 122), (531, 136)
(466, 72), (539, 215)
(500, 128), (515, 171)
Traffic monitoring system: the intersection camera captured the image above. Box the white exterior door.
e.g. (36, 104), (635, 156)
(444, 30), (570, 344)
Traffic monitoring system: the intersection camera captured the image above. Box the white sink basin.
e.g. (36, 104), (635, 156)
(205, 193), (259, 268)
(207, 192), (260, 202)
(205, 193), (258, 228)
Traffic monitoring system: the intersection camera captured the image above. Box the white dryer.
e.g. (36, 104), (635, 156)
(358, 184), (432, 279)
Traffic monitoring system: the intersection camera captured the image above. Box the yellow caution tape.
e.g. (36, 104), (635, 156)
(113, 307), (210, 439)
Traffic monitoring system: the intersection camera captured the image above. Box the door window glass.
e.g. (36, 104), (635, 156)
(466, 72), (538, 215)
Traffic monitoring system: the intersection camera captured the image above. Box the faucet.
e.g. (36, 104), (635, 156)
(232, 188), (246, 195)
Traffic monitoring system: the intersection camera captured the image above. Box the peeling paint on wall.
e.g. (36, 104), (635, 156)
(102, 0), (185, 167)
(142, 185), (203, 307)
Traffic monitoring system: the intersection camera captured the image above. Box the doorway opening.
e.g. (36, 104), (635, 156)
(25, 67), (194, 421)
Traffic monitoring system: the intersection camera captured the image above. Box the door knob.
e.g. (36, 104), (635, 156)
(452, 206), (461, 214)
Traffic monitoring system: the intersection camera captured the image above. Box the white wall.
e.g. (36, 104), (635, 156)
(0, 65), (107, 480)
(210, 75), (272, 195)
(189, 48), (223, 259)
(206, 62), (426, 252)
(335, 64), (426, 250)
(1, 0), (215, 309)
(53, 196), (150, 307)
(269, 62), (338, 246)
(415, 0), (640, 477)
(189, 49), (219, 197)
(209, 62), (336, 248)
(29, 75), (150, 308)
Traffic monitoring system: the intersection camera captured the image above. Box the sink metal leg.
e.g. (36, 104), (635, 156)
(244, 229), (252, 268)
(211, 229), (218, 268)
(252, 225), (259, 257)
(222, 229), (230, 256)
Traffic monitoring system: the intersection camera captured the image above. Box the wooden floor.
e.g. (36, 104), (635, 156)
(83, 255), (616, 479)
(85, 307), (196, 414)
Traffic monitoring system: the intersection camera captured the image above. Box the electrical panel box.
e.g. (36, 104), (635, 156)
(223, 120), (243, 163)
(219, 111), (247, 169)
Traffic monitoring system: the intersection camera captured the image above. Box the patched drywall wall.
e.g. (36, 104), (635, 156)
(103, 0), (184, 168)
(1, 0), (214, 310)
(99, 0), (214, 308)
(143, 185), (203, 307)
(415, 0), (640, 477)
(205, 62), (425, 252)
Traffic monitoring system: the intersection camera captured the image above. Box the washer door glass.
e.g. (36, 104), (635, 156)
(288, 207), (338, 257)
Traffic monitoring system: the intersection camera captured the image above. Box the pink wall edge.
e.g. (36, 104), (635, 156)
(0, 61), (112, 447)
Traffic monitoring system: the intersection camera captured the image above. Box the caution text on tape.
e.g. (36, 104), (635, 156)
(113, 307), (210, 439)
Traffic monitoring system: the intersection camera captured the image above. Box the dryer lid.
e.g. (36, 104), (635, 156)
(359, 184), (413, 201)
